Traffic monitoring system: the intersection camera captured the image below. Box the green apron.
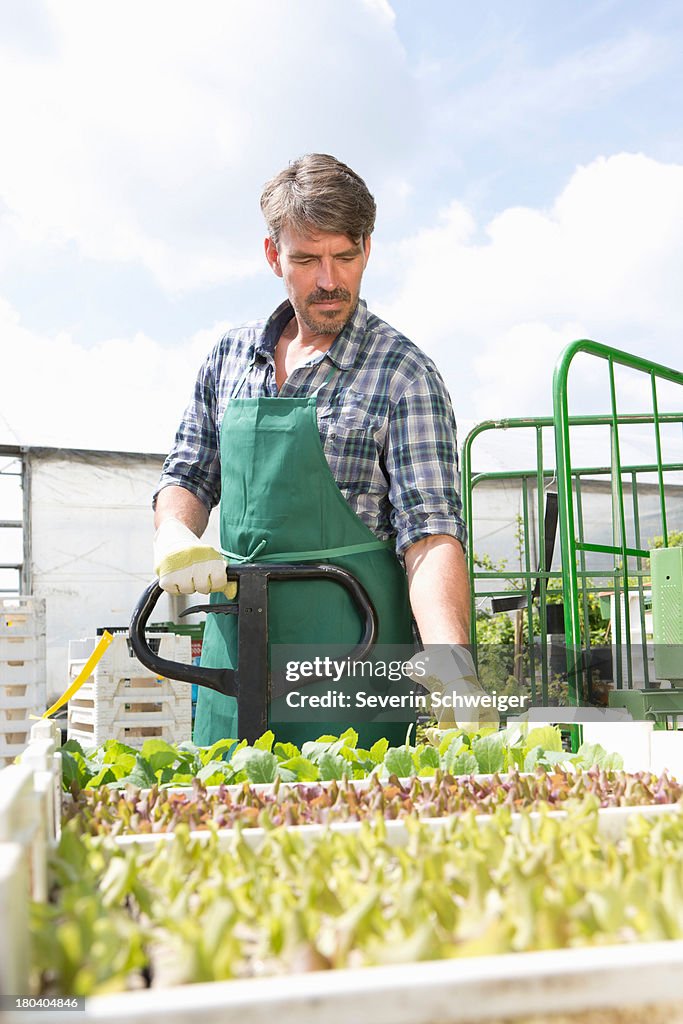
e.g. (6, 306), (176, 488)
(193, 368), (416, 748)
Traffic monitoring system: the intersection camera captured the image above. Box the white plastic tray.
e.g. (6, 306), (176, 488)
(6, 729), (683, 1023)
(6, 940), (683, 1024)
(111, 800), (681, 850)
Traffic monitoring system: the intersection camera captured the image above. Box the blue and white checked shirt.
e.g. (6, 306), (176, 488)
(155, 299), (466, 556)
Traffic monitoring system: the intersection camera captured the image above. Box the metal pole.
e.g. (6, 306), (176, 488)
(21, 448), (32, 595)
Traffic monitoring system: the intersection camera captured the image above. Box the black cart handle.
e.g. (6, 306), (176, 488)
(130, 579), (236, 695)
(129, 562), (378, 698)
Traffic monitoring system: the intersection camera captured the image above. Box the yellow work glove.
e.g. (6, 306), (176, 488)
(153, 518), (237, 598)
(408, 645), (499, 731)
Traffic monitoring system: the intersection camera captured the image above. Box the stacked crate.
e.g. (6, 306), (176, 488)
(67, 632), (193, 747)
(0, 597), (46, 766)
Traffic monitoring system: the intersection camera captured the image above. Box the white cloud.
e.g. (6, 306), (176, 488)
(375, 153), (683, 421)
(361, 0), (397, 26)
(0, 296), (228, 452)
(0, 0), (415, 292)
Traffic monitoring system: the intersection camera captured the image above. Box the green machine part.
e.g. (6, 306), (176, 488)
(608, 547), (683, 726)
(651, 546), (683, 686)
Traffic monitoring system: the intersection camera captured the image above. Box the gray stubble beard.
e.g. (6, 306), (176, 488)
(297, 289), (356, 337)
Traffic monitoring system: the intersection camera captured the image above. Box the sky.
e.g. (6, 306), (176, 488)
(1, 0), (682, 458)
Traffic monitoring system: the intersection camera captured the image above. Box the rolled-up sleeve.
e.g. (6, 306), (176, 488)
(153, 354), (222, 512)
(385, 370), (467, 555)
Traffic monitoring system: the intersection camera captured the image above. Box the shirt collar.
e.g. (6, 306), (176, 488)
(327, 299), (367, 369)
(255, 298), (368, 369)
(256, 300), (294, 358)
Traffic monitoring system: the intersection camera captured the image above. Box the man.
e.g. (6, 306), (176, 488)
(153, 153), (475, 746)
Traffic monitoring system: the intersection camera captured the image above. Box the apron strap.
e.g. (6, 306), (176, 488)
(220, 537), (394, 563)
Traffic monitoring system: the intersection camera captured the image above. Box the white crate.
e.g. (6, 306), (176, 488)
(0, 679), (45, 710)
(68, 632), (192, 681)
(0, 741), (32, 766)
(67, 675), (192, 749)
(0, 599), (47, 743)
(0, 722), (33, 765)
(0, 634), (42, 660)
(0, 655), (41, 685)
(0, 595), (45, 638)
(66, 632), (193, 747)
(72, 670), (192, 705)
(0, 706), (35, 726)
(67, 718), (192, 748)
(67, 691), (191, 726)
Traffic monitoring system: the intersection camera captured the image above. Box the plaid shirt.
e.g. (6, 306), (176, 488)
(156, 299), (466, 555)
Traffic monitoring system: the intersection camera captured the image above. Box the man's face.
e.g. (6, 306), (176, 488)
(265, 225), (371, 338)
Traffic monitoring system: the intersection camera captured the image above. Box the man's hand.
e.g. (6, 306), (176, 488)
(154, 518), (236, 597)
(408, 645), (499, 731)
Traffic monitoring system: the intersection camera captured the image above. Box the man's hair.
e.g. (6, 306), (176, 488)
(260, 153), (376, 247)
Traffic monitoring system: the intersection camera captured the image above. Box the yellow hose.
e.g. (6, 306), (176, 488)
(36, 630), (115, 719)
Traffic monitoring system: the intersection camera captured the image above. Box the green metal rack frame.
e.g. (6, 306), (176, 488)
(553, 341), (682, 705)
(462, 341), (683, 713)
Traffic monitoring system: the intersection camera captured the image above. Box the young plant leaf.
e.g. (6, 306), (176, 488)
(369, 737), (389, 764)
(274, 742), (300, 761)
(540, 750), (581, 768)
(254, 730), (275, 752)
(102, 740), (138, 763)
(448, 749), (479, 775)
(61, 750), (86, 791)
(384, 747), (414, 777)
(523, 745), (542, 772)
(140, 739), (178, 774)
(61, 738), (85, 757)
(88, 765), (125, 788)
(472, 732), (505, 774)
(576, 742), (624, 770)
(525, 726), (563, 754)
(244, 749), (279, 784)
(436, 729), (464, 756)
(319, 752), (348, 781)
(337, 727), (359, 749)
(277, 756), (319, 781)
(113, 754), (157, 789)
(419, 746), (440, 771)
(197, 760), (235, 784)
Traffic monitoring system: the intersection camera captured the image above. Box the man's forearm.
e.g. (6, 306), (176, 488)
(404, 535), (471, 645)
(154, 484), (209, 537)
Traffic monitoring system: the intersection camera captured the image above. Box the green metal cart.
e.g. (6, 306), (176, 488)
(462, 341), (683, 728)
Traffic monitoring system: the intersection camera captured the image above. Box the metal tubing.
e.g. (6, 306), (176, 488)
(464, 355), (682, 711)
(21, 449), (32, 596)
(650, 371), (669, 545)
(553, 340), (682, 702)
